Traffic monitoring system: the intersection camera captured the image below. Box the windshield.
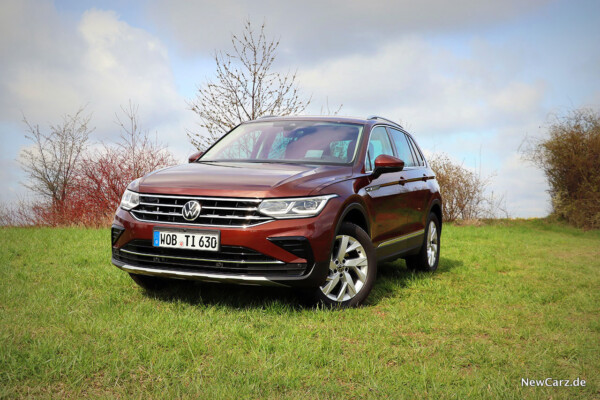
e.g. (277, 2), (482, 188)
(200, 121), (364, 165)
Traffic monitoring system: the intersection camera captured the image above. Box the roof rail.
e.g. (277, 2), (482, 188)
(367, 115), (404, 129)
(258, 115), (279, 119)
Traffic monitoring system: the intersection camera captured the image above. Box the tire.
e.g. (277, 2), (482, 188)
(313, 223), (377, 308)
(129, 273), (172, 291)
(406, 213), (440, 272)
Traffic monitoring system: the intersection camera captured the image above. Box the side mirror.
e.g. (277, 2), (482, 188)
(372, 154), (404, 179)
(188, 151), (203, 163)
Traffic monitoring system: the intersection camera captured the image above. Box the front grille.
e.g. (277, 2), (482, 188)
(113, 240), (307, 276)
(130, 194), (273, 227)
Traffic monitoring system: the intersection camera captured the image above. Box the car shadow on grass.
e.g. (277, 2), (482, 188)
(141, 256), (463, 310)
(143, 279), (306, 310)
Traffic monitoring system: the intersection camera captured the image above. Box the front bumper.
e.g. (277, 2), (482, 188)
(111, 257), (329, 287)
(111, 200), (339, 287)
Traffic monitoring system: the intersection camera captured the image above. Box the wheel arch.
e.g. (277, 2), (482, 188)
(428, 199), (443, 231)
(335, 202), (370, 238)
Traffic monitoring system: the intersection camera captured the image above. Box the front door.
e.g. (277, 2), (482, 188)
(363, 126), (409, 245)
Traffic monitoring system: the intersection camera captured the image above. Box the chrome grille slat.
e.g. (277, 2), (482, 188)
(120, 249), (284, 264)
(138, 193), (262, 203)
(134, 210), (182, 216)
(134, 210), (269, 220)
(128, 242), (267, 257)
(195, 214), (270, 220)
(133, 194), (273, 227)
(202, 206), (258, 211)
(140, 201), (183, 208)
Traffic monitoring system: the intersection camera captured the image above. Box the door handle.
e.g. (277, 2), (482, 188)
(399, 176), (406, 185)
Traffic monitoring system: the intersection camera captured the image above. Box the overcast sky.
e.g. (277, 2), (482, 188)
(1, 0), (599, 217)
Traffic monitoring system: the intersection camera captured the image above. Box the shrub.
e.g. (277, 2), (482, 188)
(428, 153), (507, 222)
(74, 142), (175, 226)
(525, 108), (600, 229)
(70, 103), (176, 226)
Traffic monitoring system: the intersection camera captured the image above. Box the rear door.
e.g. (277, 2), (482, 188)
(388, 128), (430, 235)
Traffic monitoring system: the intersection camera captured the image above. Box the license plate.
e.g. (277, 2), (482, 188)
(153, 229), (220, 252)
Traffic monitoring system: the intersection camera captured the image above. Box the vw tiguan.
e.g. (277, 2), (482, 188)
(111, 116), (442, 307)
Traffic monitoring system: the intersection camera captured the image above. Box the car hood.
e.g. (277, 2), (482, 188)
(137, 161), (352, 198)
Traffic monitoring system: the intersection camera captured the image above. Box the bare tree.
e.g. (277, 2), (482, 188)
(320, 97), (343, 116)
(77, 101), (176, 224)
(188, 21), (311, 150)
(113, 100), (175, 179)
(19, 107), (93, 210)
(428, 153), (508, 221)
(0, 202), (17, 226)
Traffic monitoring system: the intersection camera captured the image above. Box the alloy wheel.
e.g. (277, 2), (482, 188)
(320, 235), (369, 302)
(426, 221), (438, 267)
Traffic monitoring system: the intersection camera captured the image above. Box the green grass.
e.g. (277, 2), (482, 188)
(1, 219), (599, 399)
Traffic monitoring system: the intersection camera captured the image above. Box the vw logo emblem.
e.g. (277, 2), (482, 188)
(182, 200), (201, 221)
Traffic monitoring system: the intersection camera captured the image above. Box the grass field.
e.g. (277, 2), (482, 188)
(1, 219), (599, 399)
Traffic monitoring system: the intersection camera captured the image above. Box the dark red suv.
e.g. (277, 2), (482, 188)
(111, 116), (442, 306)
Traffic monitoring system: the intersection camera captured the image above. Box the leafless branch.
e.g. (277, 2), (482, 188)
(19, 107), (93, 208)
(428, 153), (508, 221)
(187, 20), (311, 151)
(320, 97), (343, 116)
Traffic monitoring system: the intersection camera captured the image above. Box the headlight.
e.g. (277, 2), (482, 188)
(258, 195), (337, 218)
(120, 189), (140, 210)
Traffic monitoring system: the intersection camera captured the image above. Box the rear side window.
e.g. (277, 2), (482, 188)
(366, 126), (394, 171)
(388, 128), (416, 167)
(406, 135), (425, 166)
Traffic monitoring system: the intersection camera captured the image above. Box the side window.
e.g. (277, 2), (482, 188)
(366, 126), (394, 171)
(389, 128), (416, 167)
(407, 135), (425, 166)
